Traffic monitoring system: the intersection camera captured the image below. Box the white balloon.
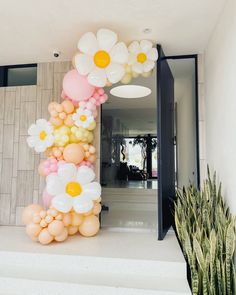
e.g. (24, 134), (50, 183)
(75, 53), (94, 76)
(73, 196), (93, 213)
(88, 68), (107, 87)
(110, 42), (128, 64)
(52, 194), (73, 213)
(106, 63), (125, 84)
(97, 28), (117, 52)
(76, 166), (95, 185)
(82, 182), (101, 201)
(77, 32), (98, 55)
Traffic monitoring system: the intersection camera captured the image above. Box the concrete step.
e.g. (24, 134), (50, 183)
(0, 276), (191, 295)
(0, 227), (191, 295)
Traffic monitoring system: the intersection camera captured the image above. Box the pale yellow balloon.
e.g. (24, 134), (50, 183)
(48, 220), (64, 236)
(121, 73), (132, 84)
(38, 228), (54, 245)
(67, 225), (78, 235)
(71, 212), (83, 226)
(79, 215), (100, 237)
(22, 204), (43, 225)
(87, 121), (96, 131)
(26, 223), (42, 237)
(55, 228), (68, 242)
(142, 70), (152, 78)
(132, 71), (139, 78)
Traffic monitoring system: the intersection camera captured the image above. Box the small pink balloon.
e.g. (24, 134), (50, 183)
(50, 164), (57, 172)
(63, 69), (95, 102)
(42, 189), (54, 208)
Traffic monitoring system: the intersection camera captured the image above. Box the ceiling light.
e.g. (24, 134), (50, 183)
(110, 85), (151, 98)
(143, 28), (151, 34)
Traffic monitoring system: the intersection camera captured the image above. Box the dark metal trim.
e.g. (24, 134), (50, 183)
(163, 54), (200, 189)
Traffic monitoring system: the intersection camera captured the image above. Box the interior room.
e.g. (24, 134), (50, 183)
(100, 68), (158, 231)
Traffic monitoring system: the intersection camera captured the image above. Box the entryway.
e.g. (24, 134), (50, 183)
(100, 67), (158, 232)
(100, 46), (200, 239)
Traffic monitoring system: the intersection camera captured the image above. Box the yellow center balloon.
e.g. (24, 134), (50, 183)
(94, 50), (110, 68)
(39, 131), (47, 140)
(137, 52), (147, 64)
(66, 182), (82, 197)
(80, 115), (87, 122)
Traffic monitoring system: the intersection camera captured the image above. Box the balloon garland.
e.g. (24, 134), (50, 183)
(22, 28), (158, 245)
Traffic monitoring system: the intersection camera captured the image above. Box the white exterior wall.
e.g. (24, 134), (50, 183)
(205, 0), (236, 213)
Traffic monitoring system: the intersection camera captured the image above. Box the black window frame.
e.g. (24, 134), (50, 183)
(0, 63), (37, 87)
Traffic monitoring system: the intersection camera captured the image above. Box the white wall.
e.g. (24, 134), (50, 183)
(175, 77), (198, 188)
(205, 0), (236, 213)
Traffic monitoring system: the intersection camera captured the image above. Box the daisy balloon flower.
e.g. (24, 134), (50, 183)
(75, 28), (128, 87)
(128, 40), (158, 74)
(46, 163), (101, 214)
(27, 119), (54, 153)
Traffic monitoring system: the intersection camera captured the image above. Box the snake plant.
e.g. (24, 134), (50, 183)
(174, 167), (236, 295)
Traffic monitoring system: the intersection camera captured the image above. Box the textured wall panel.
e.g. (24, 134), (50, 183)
(0, 61), (101, 225)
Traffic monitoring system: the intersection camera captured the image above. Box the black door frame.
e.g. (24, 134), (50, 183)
(163, 54), (200, 189)
(157, 51), (200, 240)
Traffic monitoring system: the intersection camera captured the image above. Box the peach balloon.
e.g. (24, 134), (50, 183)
(32, 213), (41, 224)
(22, 204), (43, 225)
(83, 210), (93, 217)
(63, 143), (85, 164)
(67, 225), (78, 235)
(93, 203), (102, 215)
(79, 215), (100, 237)
(38, 228), (53, 245)
(55, 228), (68, 242)
(38, 161), (46, 177)
(48, 102), (58, 112)
(71, 212), (83, 226)
(48, 220), (64, 236)
(61, 100), (74, 114)
(88, 155), (96, 163)
(26, 223), (42, 237)
(50, 116), (63, 127)
(62, 213), (72, 226)
(64, 115), (74, 127)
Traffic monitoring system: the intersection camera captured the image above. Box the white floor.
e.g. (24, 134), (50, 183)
(0, 226), (191, 295)
(101, 187), (158, 232)
(101, 210), (157, 232)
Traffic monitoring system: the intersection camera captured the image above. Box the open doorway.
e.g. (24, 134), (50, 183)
(100, 68), (157, 232)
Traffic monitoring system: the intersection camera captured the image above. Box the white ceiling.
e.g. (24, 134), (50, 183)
(0, 0), (226, 65)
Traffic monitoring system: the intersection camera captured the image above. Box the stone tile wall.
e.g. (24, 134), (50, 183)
(0, 62), (100, 225)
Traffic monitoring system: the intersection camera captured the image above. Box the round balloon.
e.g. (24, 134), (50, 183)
(79, 215), (100, 237)
(63, 143), (85, 164)
(63, 69), (95, 101)
(22, 204), (43, 225)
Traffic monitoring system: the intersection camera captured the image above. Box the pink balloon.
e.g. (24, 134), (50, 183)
(42, 189), (54, 208)
(63, 70), (95, 102)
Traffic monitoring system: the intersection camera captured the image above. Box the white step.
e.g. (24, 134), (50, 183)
(0, 277), (191, 295)
(0, 227), (191, 295)
(102, 187), (157, 211)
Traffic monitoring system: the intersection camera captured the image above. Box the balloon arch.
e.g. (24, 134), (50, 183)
(22, 28), (158, 245)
